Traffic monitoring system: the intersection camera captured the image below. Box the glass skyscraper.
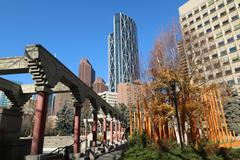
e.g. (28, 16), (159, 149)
(108, 13), (140, 92)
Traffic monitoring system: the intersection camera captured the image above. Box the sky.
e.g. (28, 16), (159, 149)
(0, 0), (186, 84)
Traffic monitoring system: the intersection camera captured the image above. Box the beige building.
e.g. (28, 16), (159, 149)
(98, 91), (118, 108)
(117, 82), (146, 107)
(179, 0), (240, 90)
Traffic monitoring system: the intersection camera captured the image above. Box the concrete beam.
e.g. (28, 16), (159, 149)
(0, 78), (31, 106)
(0, 57), (28, 75)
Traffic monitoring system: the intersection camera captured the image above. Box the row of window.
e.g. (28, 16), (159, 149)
(206, 67), (240, 80)
(182, 0), (238, 21)
(184, 12), (239, 33)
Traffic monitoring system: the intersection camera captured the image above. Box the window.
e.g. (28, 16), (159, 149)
(226, 0), (234, 4)
(210, 8), (216, 13)
(222, 19), (229, 25)
(234, 24), (240, 31)
(203, 12), (208, 17)
(203, 48), (208, 53)
(227, 79), (234, 86)
(212, 15), (218, 21)
(220, 11), (227, 17)
(218, 41), (225, 47)
(218, 3), (224, 9)
(196, 17), (201, 21)
(199, 32), (204, 37)
(190, 28), (196, 32)
(220, 50), (227, 56)
(232, 56), (239, 63)
(183, 24), (187, 28)
(216, 32), (223, 38)
(214, 62), (221, 68)
(225, 28), (232, 34)
(208, 0), (214, 6)
(232, 15), (239, 21)
(201, 5), (207, 10)
(212, 54), (218, 59)
(205, 20), (210, 25)
(237, 34), (240, 40)
(208, 74), (214, 80)
(229, 46), (237, 53)
(210, 44), (216, 50)
(222, 57), (229, 65)
(206, 65), (212, 71)
(208, 36), (214, 41)
(188, 13), (193, 18)
(214, 24), (220, 29)
(229, 6), (236, 12)
(238, 78), (240, 84)
(182, 17), (186, 21)
(227, 37), (234, 43)
(201, 40), (206, 45)
(216, 72), (223, 78)
(189, 20), (194, 25)
(204, 56), (210, 62)
(206, 28), (212, 33)
(198, 24), (203, 29)
(235, 67), (240, 73)
(225, 70), (232, 75)
(194, 9), (199, 14)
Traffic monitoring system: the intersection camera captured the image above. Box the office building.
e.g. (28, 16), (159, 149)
(0, 91), (10, 107)
(79, 58), (96, 87)
(98, 91), (118, 108)
(179, 0), (240, 90)
(117, 81), (147, 107)
(108, 13), (140, 92)
(93, 77), (108, 93)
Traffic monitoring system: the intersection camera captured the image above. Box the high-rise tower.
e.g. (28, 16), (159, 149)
(108, 13), (140, 92)
(79, 58), (96, 87)
(179, 0), (240, 90)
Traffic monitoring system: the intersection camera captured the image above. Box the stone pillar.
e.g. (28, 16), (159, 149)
(84, 119), (88, 149)
(115, 120), (118, 142)
(31, 91), (49, 155)
(92, 110), (98, 150)
(110, 117), (113, 144)
(73, 106), (81, 154)
(103, 115), (107, 145)
(118, 121), (121, 142)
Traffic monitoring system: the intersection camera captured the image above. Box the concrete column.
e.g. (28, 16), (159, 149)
(73, 106), (81, 154)
(92, 110), (98, 150)
(118, 121), (121, 142)
(84, 119), (88, 149)
(31, 91), (49, 155)
(115, 120), (118, 142)
(110, 117), (113, 144)
(103, 115), (107, 145)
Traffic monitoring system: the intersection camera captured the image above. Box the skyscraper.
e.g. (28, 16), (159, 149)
(93, 77), (108, 93)
(179, 0), (240, 90)
(79, 58), (96, 87)
(108, 13), (140, 92)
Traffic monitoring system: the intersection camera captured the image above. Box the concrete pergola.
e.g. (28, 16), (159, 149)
(0, 44), (126, 157)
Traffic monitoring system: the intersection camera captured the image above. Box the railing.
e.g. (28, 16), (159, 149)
(47, 139), (86, 159)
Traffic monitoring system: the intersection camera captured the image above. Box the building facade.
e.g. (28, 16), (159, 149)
(117, 82), (146, 107)
(98, 91), (118, 108)
(0, 91), (10, 107)
(179, 0), (240, 90)
(79, 58), (96, 87)
(93, 77), (108, 93)
(108, 13), (140, 92)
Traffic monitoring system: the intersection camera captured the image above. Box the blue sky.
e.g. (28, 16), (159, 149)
(0, 0), (186, 84)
